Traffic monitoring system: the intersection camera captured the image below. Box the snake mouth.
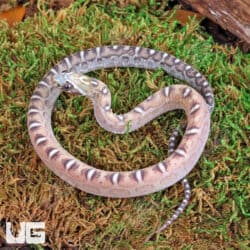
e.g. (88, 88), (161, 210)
(61, 90), (79, 95)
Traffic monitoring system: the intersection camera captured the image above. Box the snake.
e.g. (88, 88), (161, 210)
(27, 45), (214, 235)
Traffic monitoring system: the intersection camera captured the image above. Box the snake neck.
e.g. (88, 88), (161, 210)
(90, 80), (147, 134)
(90, 81), (123, 134)
(91, 83), (205, 135)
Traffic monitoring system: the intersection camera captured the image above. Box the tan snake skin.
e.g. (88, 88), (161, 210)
(27, 45), (213, 234)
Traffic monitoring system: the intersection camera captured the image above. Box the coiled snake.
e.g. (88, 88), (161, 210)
(27, 45), (214, 237)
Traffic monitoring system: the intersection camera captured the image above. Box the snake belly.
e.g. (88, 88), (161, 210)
(27, 45), (213, 198)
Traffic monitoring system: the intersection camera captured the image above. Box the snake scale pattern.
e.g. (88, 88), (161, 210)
(27, 45), (214, 234)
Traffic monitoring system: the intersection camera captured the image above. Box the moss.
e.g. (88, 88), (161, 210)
(0, 1), (249, 249)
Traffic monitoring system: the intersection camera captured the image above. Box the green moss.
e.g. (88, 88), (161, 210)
(0, 1), (249, 249)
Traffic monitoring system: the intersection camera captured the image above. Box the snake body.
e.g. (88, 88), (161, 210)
(27, 45), (213, 199)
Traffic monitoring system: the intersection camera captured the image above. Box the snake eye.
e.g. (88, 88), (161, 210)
(63, 82), (73, 91)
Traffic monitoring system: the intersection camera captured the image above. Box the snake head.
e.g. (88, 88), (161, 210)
(54, 71), (98, 97)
